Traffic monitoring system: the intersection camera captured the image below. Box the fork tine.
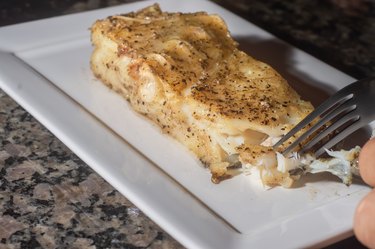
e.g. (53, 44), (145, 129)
(274, 77), (375, 159)
(273, 102), (331, 149)
(314, 118), (363, 156)
(273, 90), (354, 153)
(300, 112), (360, 154)
(282, 98), (357, 155)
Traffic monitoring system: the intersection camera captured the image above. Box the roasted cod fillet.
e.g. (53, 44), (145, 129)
(90, 4), (315, 187)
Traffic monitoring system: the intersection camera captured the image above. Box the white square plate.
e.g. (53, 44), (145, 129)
(0, 0), (371, 248)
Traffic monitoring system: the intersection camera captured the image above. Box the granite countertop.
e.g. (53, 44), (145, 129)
(0, 0), (374, 248)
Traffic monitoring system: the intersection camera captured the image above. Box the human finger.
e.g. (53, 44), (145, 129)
(359, 138), (375, 187)
(354, 189), (375, 249)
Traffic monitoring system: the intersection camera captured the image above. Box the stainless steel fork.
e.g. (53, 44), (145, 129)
(273, 77), (375, 157)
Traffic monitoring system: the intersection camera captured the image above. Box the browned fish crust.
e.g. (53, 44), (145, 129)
(90, 4), (314, 187)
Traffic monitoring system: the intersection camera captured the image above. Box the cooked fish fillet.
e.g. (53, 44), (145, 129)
(90, 4), (315, 187)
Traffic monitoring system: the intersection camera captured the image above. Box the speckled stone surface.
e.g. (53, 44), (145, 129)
(0, 90), (183, 248)
(0, 0), (374, 248)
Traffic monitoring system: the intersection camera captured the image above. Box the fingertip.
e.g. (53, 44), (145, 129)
(354, 190), (375, 249)
(359, 138), (375, 187)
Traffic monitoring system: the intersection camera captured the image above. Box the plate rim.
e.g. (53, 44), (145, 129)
(0, 0), (370, 248)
